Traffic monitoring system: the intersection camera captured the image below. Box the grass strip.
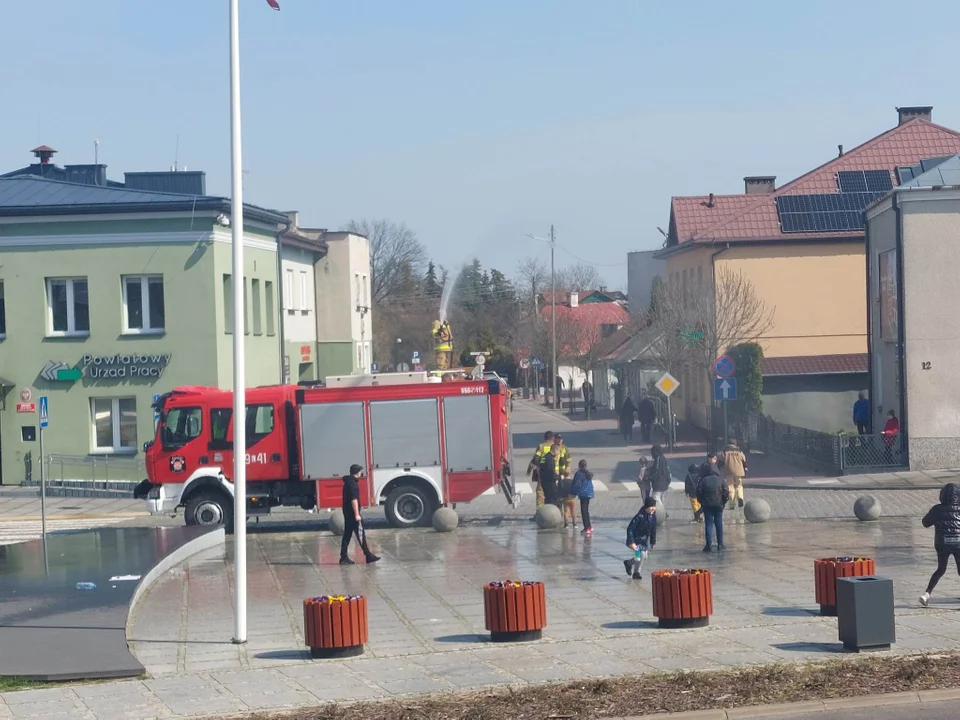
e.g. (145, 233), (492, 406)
(237, 653), (960, 719)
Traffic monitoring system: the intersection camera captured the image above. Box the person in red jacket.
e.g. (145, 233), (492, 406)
(881, 410), (900, 463)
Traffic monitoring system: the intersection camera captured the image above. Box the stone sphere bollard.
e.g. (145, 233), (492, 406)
(432, 507), (459, 533)
(535, 504), (563, 529)
(854, 495), (881, 521)
(744, 498), (771, 524)
(328, 509), (346, 536)
(655, 500), (667, 526)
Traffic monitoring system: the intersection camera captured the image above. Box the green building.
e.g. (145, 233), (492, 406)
(0, 175), (289, 486)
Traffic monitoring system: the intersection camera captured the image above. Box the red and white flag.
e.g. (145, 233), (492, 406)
(265, 0), (280, 9)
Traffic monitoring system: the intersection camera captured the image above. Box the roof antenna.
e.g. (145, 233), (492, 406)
(94, 139), (99, 166)
(174, 134), (180, 172)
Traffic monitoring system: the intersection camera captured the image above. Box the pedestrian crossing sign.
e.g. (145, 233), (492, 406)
(655, 372), (679, 397)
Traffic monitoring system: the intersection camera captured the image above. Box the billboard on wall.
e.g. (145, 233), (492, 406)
(879, 249), (898, 341)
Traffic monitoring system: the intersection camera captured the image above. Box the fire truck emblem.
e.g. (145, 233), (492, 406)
(170, 456), (186, 474)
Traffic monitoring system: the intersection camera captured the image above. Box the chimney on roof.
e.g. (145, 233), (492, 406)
(838, 144), (844, 157)
(284, 211), (299, 228)
(744, 176), (776, 194)
(31, 145), (56, 165)
(569, 291), (579, 309)
(897, 106), (933, 125)
(707, 192), (715, 207)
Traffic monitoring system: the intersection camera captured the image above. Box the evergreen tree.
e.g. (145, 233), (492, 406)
(424, 261), (441, 298)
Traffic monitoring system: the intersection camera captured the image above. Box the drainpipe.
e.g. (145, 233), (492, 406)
(892, 194), (908, 467)
(276, 221), (290, 385)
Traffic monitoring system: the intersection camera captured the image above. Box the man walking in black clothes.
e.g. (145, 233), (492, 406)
(340, 464), (380, 565)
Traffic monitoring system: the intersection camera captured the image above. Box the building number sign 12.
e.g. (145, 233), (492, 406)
(245, 452), (269, 465)
(922, 361), (932, 370)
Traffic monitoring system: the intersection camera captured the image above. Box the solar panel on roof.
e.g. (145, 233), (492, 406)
(837, 170), (892, 193)
(775, 192), (885, 234)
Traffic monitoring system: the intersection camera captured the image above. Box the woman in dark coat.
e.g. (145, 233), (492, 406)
(619, 396), (636, 443)
(920, 482), (960, 606)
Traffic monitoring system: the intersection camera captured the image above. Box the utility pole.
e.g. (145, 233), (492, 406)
(550, 225), (557, 410)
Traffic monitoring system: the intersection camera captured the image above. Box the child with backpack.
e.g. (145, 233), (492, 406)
(570, 459), (595, 535)
(623, 497), (658, 579)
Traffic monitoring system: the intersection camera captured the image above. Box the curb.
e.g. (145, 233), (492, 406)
(614, 688), (960, 719)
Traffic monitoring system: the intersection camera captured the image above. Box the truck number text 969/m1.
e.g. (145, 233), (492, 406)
(245, 452), (268, 465)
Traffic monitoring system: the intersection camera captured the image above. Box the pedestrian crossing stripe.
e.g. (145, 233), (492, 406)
(0, 518), (125, 546)
(481, 478), (687, 497)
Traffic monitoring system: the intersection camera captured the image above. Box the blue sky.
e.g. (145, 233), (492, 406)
(3, 0), (959, 288)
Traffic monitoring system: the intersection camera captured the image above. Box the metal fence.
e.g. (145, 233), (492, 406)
(26, 454), (145, 494)
(745, 413), (908, 475)
(838, 433), (907, 472)
(749, 413), (841, 473)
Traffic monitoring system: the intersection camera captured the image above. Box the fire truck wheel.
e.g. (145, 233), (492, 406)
(384, 485), (435, 528)
(185, 491), (234, 531)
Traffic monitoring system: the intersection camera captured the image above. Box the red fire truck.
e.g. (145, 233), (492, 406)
(133, 373), (516, 529)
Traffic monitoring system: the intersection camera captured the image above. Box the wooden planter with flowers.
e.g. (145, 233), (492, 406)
(814, 556), (875, 616)
(303, 595), (368, 658)
(483, 580), (546, 642)
(651, 569), (713, 628)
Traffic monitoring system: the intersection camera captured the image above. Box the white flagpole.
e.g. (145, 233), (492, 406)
(229, 0), (248, 645)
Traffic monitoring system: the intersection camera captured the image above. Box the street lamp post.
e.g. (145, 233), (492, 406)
(549, 225), (557, 409)
(228, 0), (248, 646)
(526, 227), (557, 409)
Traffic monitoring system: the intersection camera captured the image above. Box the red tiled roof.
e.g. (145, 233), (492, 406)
(761, 353), (868, 376)
(541, 302), (630, 355)
(671, 194), (757, 242)
(540, 289), (621, 306)
(669, 118), (960, 246)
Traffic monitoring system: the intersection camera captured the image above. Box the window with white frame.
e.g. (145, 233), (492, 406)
(47, 278), (90, 335)
(299, 271), (309, 313)
(0, 280), (5, 338)
(122, 275), (164, 334)
(284, 268), (295, 313)
(91, 397), (138, 453)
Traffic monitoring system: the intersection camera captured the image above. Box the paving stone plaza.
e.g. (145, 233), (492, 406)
(3, 402), (960, 719)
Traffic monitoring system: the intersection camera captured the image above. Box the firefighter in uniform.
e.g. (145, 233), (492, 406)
(552, 433), (571, 481)
(527, 431), (555, 513)
(431, 320), (454, 370)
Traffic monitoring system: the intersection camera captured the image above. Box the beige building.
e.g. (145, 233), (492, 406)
(655, 106), (960, 432)
(280, 215), (373, 381)
(866, 154), (960, 470)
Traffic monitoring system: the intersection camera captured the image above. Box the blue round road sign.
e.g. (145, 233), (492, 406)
(714, 355), (736, 379)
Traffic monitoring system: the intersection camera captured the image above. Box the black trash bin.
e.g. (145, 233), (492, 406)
(836, 576), (895, 652)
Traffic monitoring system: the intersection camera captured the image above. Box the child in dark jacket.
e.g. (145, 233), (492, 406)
(684, 463), (703, 523)
(623, 497), (658, 579)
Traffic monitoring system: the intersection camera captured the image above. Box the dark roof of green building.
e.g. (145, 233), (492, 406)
(0, 176), (288, 225)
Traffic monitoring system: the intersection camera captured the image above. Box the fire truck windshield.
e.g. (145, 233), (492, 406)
(161, 406), (203, 450)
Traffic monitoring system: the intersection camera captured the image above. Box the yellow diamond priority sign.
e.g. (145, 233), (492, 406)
(655, 372), (679, 397)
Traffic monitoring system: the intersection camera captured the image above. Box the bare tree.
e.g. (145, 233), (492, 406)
(690, 265), (775, 369)
(557, 263), (605, 292)
(516, 256), (549, 303)
(646, 278), (694, 375)
(345, 218), (427, 304)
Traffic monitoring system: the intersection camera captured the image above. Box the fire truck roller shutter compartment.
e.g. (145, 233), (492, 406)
(442, 395), (495, 503)
(370, 398), (441, 528)
(300, 402), (369, 509)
